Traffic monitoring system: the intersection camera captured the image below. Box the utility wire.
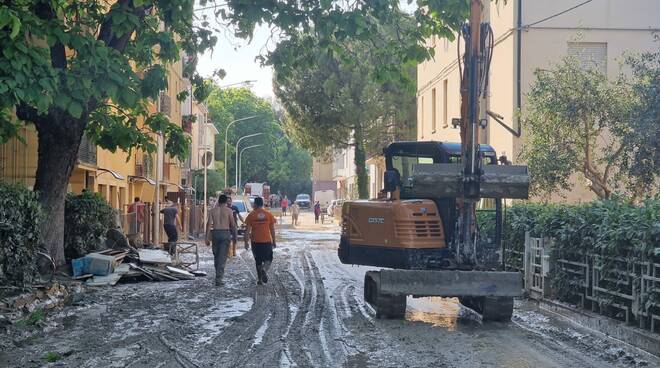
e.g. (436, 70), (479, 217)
(524, 0), (593, 28)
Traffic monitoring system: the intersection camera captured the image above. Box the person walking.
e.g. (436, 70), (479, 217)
(314, 201), (321, 224)
(280, 196), (289, 215)
(160, 200), (181, 254)
(226, 196), (244, 257)
(244, 197), (276, 285)
(206, 194), (238, 286)
(291, 202), (300, 227)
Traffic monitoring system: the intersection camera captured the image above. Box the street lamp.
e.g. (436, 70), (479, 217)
(238, 144), (263, 191)
(224, 115), (260, 187)
(235, 132), (264, 190)
(218, 80), (257, 88)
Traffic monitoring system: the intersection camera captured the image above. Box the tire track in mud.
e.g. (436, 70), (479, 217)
(194, 251), (275, 367)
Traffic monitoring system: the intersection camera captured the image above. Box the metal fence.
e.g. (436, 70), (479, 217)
(518, 234), (659, 333)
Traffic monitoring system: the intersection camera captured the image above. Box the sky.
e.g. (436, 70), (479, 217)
(195, 2), (418, 100)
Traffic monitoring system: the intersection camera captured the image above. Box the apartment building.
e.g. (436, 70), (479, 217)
(311, 158), (335, 197)
(417, 0), (659, 202)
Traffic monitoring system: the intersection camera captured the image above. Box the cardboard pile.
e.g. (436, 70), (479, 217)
(71, 248), (199, 286)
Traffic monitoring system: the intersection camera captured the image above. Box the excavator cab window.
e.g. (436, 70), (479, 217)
(391, 155), (434, 189)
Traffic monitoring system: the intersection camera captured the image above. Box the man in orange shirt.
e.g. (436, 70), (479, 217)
(244, 196), (277, 285)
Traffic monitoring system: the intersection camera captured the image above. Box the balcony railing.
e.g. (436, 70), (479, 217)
(78, 134), (97, 165)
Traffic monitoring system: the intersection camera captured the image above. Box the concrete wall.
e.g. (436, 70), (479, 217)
(416, 0), (660, 203)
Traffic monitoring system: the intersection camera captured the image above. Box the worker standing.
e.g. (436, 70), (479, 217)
(244, 197), (277, 285)
(291, 202), (300, 227)
(206, 194), (238, 286)
(314, 201), (321, 224)
(127, 197), (145, 234)
(280, 195), (289, 215)
(161, 200), (181, 254)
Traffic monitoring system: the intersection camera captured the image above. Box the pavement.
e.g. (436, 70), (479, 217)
(1, 211), (657, 367)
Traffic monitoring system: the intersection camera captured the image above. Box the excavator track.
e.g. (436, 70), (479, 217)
(364, 271), (406, 319)
(458, 296), (514, 322)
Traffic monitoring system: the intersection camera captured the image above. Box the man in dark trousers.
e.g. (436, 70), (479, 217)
(244, 197), (276, 285)
(206, 194), (238, 286)
(161, 200), (181, 254)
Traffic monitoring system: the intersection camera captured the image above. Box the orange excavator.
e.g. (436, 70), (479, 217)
(338, 0), (529, 321)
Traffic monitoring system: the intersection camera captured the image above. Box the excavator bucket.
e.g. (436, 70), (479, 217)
(410, 163), (529, 199)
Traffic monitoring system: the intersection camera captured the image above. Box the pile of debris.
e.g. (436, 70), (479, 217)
(72, 248), (204, 287)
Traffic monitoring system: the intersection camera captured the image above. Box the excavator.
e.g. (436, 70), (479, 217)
(337, 0), (529, 321)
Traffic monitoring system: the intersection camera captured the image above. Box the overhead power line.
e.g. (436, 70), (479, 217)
(524, 0), (593, 28)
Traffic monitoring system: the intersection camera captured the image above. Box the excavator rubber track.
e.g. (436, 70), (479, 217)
(363, 269), (521, 322)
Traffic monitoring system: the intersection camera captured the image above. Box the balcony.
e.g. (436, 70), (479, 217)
(135, 154), (154, 179)
(182, 115), (194, 134)
(77, 134), (97, 166)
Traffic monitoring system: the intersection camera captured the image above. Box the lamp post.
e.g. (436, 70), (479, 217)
(224, 115), (259, 187)
(238, 144), (263, 191)
(235, 132), (264, 191)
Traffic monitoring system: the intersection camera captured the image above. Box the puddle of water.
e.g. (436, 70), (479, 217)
(252, 314), (271, 347)
(406, 297), (479, 331)
(194, 297), (253, 344)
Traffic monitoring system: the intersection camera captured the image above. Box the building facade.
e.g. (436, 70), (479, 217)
(311, 158), (336, 197)
(417, 0), (660, 202)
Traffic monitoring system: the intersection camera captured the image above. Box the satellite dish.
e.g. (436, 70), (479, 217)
(201, 151), (214, 168)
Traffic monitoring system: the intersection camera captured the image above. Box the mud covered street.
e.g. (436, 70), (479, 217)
(1, 216), (658, 368)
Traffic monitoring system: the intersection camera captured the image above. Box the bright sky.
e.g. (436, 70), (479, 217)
(195, 2), (417, 99)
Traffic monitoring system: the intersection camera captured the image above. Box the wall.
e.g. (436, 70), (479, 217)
(416, 0), (660, 203)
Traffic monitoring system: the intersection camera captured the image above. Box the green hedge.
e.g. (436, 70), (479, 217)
(503, 198), (659, 306)
(64, 191), (116, 260)
(0, 182), (42, 286)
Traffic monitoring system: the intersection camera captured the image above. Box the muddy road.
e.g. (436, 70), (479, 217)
(2, 221), (657, 367)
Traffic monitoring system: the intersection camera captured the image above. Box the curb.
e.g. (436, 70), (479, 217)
(539, 299), (660, 357)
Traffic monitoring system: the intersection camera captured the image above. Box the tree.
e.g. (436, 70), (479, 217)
(0, 1), (215, 264)
(272, 16), (417, 199)
(521, 54), (658, 200)
(204, 84), (312, 195)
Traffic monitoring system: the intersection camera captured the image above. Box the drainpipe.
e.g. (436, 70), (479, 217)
(516, 0), (522, 132)
(154, 94), (162, 245)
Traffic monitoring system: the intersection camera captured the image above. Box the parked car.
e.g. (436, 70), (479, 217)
(295, 193), (311, 209)
(231, 196), (250, 237)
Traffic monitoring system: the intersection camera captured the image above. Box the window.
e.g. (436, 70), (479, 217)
(442, 79), (448, 128)
(568, 42), (607, 74)
(392, 156), (434, 188)
(431, 88), (437, 132)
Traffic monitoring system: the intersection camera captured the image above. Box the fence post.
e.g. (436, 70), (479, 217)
(524, 231), (531, 294)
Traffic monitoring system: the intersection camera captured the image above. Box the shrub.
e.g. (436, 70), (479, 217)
(502, 198), (659, 307)
(64, 191), (116, 260)
(0, 182), (42, 286)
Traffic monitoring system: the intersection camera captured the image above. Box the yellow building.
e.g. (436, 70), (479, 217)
(0, 57), (190, 237)
(416, 0), (660, 202)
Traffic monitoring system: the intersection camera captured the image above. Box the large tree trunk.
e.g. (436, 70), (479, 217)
(33, 114), (85, 266)
(353, 124), (369, 199)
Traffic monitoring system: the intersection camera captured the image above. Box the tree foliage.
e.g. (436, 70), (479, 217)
(64, 191), (116, 260)
(0, 0), (216, 264)
(204, 85), (312, 196)
(521, 54), (658, 201)
(0, 182), (42, 286)
(272, 11), (417, 199)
